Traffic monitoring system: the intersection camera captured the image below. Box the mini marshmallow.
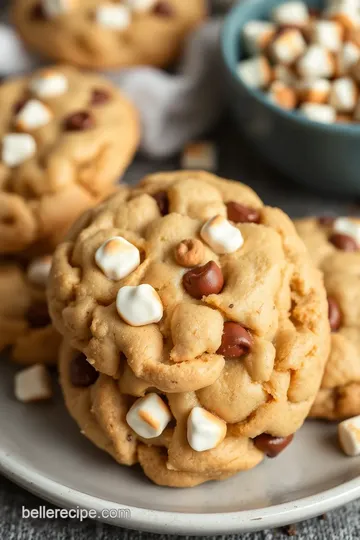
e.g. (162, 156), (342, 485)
(116, 284), (163, 326)
(29, 71), (68, 98)
(310, 20), (344, 52)
(329, 77), (358, 112)
(201, 215), (244, 254)
(242, 20), (276, 55)
(273, 64), (298, 85)
(187, 407), (227, 452)
(237, 56), (272, 89)
(271, 29), (307, 65)
(268, 81), (297, 109)
(95, 4), (131, 30)
(42, 0), (76, 17)
(297, 44), (336, 79)
(95, 236), (140, 281)
(14, 99), (52, 131)
(181, 141), (217, 171)
(337, 41), (360, 75)
(325, 4), (360, 31)
(297, 79), (331, 104)
(333, 217), (360, 244)
(126, 393), (171, 439)
(14, 365), (52, 403)
(272, 1), (309, 27)
(125, 0), (156, 12)
(2, 133), (36, 167)
(300, 102), (336, 123)
(27, 255), (52, 288)
(338, 415), (360, 456)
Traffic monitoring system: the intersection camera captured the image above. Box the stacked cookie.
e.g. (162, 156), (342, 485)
(0, 65), (139, 373)
(47, 171), (330, 487)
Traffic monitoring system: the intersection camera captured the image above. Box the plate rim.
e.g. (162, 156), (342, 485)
(1, 447), (360, 535)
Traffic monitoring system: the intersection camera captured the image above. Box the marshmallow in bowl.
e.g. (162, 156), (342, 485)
(297, 44), (336, 79)
(116, 284), (163, 326)
(95, 4), (132, 30)
(325, 4), (360, 30)
(187, 407), (227, 452)
(338, 415), (360, 456)
(271, 28), (307, 65)
(268, 80), (297, 109)
(310, 20), (344, 52)
(333, 217), (360, 245)
(27, 255), (53, 288)
(297, 79), (331, 104)
(272, 1), (309, 27)
(242, 20), (276, 55)
(299, 102), (336, 123)
(237, 56), (272, 89)
(29, 71), (69, 98)
(201, 215), (244, 254)
(337, 41), (360, 75)
(126, 393), (172, 439)
(14, 100), (53, 131)
(42, 0), (77, 17)
(2, 133), (36, 167)
(95, 236), (140, 281)
(329, 77), (358, 112)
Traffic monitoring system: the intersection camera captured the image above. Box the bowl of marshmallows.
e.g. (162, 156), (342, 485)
(221, 0), (360, 195)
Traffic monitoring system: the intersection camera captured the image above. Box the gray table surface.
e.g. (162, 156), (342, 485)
(1, 119), (360, 540)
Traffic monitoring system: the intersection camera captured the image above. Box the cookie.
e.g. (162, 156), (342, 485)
(12, 0), (207, 70)
(296, 217), (360, 420)
(0, 257), (61, 366)
(0, 65), (139, 255)
(51, 171), (329, 487)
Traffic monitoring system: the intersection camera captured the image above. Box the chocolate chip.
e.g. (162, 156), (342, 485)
(183, 261), (224, 299)
(26, 303), (52, 329)
(226, 202), (260, 224)
(90, 88), (111, 106)
(318, 216), (335, 226)
(253, 433), (294, 458)
(329, 233), (358, 251)
(30, 2), (46, 20)
(126, 433), (133, 442)
(70, 353), (99, 387)
(153, 1), (174, 16)
(328, 296), (341, 332)
(64, 111), (95, 131)
(217, 322), (253, 357)
(152, 191), (169, 216)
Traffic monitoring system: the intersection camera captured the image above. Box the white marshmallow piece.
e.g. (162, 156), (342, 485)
(42, 0), (76, 17)
(300, 102), (336, 123)
(297, 44), (335, 79)
(297, 79), (331, 104)
(95, 236), (140, 281)
(329, 77), (358, 112)
(338, 415), (360, 456)
(338, 41), (360, 75)
(310, 20), (344, 53)
(116, 284), (163, 326)
(242, 20), (276, 55)
(333, 217), (360, 245)
(274, 64), (298, 85)
(187, 407), (227, 452)
(15, 100), (52, 131)
(237, 56), (272, 89)
(201, 215), (244, 254)
(2, 133), (36, 167)
(27, 255), (52, 288)
(95, 4), (131, 30)
(29, 71), (68, 98)
(126, 393), (171, 439)
(181, 141), (217, 171)
(271, 29), (307, 65)
(14, 365), (52, 403)
(125, 0), (156, 12)
(272, 1), (309, 26)
(325, 4), (360, 30)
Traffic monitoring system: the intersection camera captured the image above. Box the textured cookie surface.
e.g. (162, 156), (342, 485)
(296, 217), (360, 420)
(12, 0), (207, 69)
(0, 258), (60, 366)
(0, 65), (139, 255)
(51, 171), (330, 487)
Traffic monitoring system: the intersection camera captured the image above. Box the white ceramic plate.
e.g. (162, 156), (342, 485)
(1, 360), (360, 536)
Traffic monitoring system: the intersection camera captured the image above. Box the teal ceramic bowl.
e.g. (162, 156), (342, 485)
(221, 0), (360, 196)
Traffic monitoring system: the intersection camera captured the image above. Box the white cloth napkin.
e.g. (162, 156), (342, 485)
(0, 1), (234, 158)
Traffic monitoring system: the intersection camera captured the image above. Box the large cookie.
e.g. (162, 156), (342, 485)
(12, 0), (207, 69)
(0, 65), (139, 255)
(50, 171), (330, 487)
(0, 257), (60, 366)
(296, 217), (360, 420)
